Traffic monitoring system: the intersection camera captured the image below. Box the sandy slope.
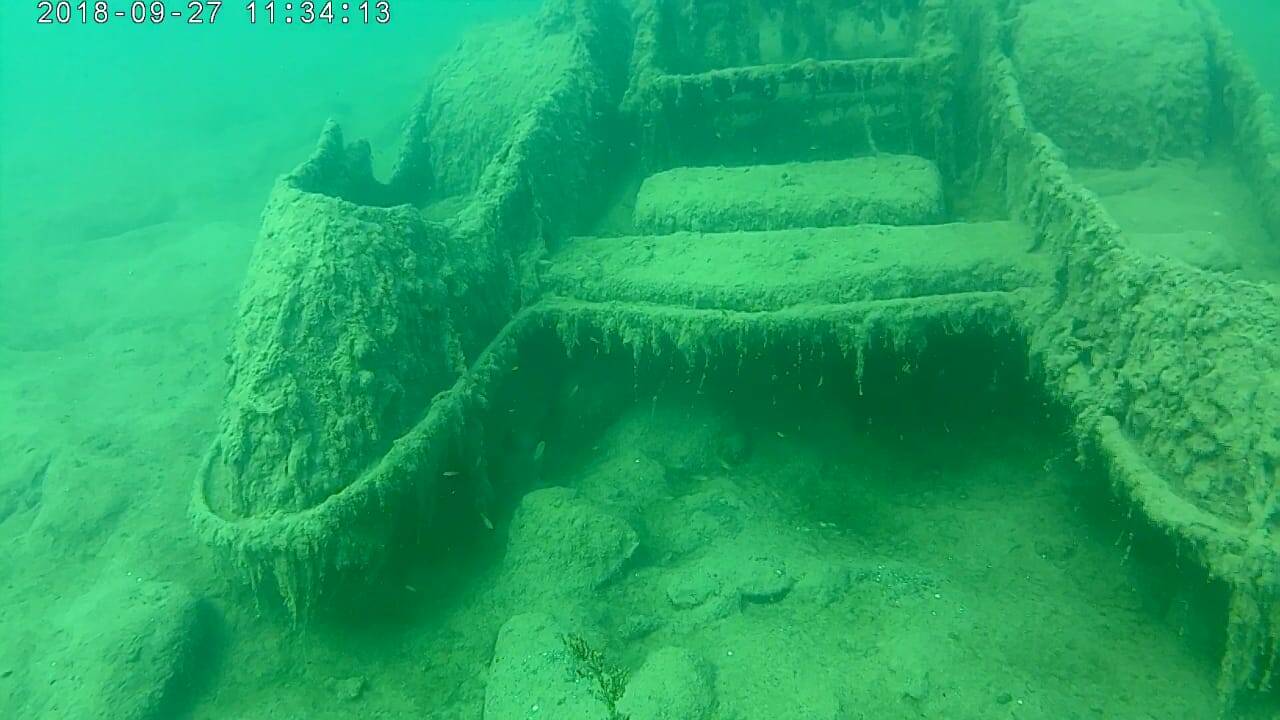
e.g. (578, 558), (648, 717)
(0, 219), (250, 571)
(0, 219), (250, 717)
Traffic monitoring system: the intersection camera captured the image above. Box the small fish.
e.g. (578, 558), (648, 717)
(442, 470), (461, 477)
(533, 440), (546, 462)
(480, 513), (494, 531)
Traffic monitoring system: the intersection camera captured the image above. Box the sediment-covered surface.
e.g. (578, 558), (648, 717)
(6, 0), (1280, 717)
(211, 154), (456, 520)
(188, 0), (628, 621)
(395, 11), (582, 200)
(0, 220), (250, 720)
(1, 577), (209, 720)
(1076, 161), (1280, 281)
(633, 155), (946, 233)
(179, 2), (1280, 707)
(1011, 0), (1212, 167)
(186, 344), (1250, 718)
(971, 0), (1280, 705)
(622, 0), (958, 169)
(547, 221), (1045, 309)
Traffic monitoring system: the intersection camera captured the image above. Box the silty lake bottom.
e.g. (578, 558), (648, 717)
(1, 1), (1279, 718)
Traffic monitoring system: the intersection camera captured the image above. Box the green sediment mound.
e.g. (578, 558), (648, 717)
(499, 487), (640, 604)
(546, 222), (1045, 310)
(484, 614), (617, 720)
(1012, 0), (1211, 167)
(396, 14), (579, 199)
(633, 155), (946, 233)
(616, 647), (715, 720)
(0, 576), (209, 720)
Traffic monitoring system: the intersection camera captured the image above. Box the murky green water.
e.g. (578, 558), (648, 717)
(2, 2), (1278, 718)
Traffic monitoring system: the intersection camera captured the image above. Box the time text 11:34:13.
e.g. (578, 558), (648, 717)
(246, 1), (390, 24)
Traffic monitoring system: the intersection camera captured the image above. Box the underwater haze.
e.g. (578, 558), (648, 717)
(0, 1), (540, 243)
(1218, 0), (1280, 113)
(2, 1), (1280, 719)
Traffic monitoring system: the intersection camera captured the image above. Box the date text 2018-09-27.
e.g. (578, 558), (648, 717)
(35, 1), (391, 25)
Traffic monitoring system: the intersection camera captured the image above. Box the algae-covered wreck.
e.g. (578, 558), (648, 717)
(192, 0), (1279, 711)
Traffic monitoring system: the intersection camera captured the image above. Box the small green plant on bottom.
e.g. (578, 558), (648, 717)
(564, 633), (630, 719)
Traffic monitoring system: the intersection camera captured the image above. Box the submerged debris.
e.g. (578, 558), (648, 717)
(188, 0), (1279, 712)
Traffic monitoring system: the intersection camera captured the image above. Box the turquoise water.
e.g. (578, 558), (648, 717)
(1218, 0), (1280, 114)
(0, 1), (538, 243)
(1, 2), (1275, 246)
(1, 2), (1278, 718)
